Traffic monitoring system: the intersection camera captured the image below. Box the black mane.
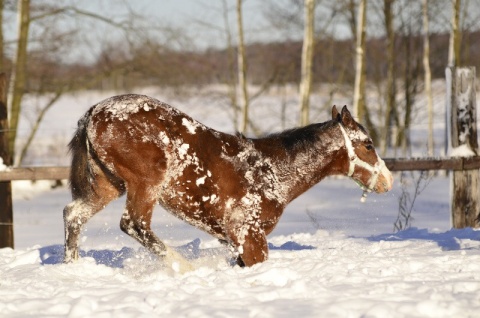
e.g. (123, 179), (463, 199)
(265, 120), (336, 151)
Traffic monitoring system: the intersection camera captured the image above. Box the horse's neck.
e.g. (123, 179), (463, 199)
(252, 123), (345, 203)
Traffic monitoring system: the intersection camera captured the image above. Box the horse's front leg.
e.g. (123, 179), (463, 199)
(227, 224), (269, 267)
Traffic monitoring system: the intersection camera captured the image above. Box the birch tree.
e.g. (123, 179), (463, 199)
(352, 0), (367, 122)
(221, 0), (239, 130)
(448, 0), (461, 66)
(237, 0), (249, 134)
(423, 0), (434, 156)
(299, 0), (315, 126)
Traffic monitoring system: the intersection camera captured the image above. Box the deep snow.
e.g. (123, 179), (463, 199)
(2, 85), (480, 317)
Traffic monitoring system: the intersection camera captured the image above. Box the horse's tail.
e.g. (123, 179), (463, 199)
(68, 112), (95, 200)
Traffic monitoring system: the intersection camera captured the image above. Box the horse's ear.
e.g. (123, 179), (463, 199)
(340, 105), (355, 128)
(331, 105), (341, 121)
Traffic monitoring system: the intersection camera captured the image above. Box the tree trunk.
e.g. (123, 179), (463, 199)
(222, 0), (239, 131)
(423, 0), (434, 156)
(0, 73), (13, 249)
(353, 0), (367, 122)
(299, 0), (315, 126)
(381, 0), (396, 156)
(448, 0), (461, 67)
(237, 0), (249, 134)
(399, 31), (421, 156)
(0, 0), (4, 72)
(8, 0), (30, 163)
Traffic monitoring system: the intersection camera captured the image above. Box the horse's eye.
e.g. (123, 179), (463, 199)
(365, 144), (374, 151)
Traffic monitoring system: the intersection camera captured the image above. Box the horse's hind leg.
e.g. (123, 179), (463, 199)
(63, 173), (122, 263)
(63, 200), (96, 262)
(119, 183), (167, 257)
(119, 183), (193, 272)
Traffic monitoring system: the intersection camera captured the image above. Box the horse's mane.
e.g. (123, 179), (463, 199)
(263, 120), (337, 151)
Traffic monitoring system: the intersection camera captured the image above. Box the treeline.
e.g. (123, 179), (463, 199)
(22, 30), (479, 93)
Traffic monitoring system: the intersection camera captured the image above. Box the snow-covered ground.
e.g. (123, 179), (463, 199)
(2, 85), (480, 317)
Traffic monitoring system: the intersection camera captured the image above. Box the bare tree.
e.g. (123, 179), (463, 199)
(380, 0), (396, 156)
(0, 0), (4, 72)
(237, 0), (249, 134)
(8, 0), (30, 159)
(352, 0), (367, 122)
(423, 0), (434, 156)
(222, 0), (239, 130)
(5, 1), (161, 165)
(448, 0), (461, 66)
(299, 0), (315, 126)
(397, 4), (422, 156)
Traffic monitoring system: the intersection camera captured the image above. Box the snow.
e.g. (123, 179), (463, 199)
(3, 85), (480, 317)
(182, 117), (199, 134)
(450, 144), (477, 157)
(0, 157), (7, 171)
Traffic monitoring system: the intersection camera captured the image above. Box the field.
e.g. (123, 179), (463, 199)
(1, 85), (480, 317)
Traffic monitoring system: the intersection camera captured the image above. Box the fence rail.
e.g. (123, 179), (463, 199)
(0, 166), (70, 181)
(1, 156), (480, 182)
(384, 156), (480, 171)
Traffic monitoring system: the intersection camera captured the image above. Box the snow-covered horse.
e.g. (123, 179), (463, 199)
(63, 94), (393, 267)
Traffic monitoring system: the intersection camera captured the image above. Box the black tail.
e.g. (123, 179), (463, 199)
(68, 113), (95, 200)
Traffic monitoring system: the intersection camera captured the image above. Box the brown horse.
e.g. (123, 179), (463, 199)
(63, 94), (393, 268)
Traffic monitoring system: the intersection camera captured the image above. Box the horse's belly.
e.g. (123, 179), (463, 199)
(158, 194), (227, 240)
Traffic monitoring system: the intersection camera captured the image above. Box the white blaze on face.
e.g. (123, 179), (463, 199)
(379, 161), (394, 192)
(339, 123), (393, 193)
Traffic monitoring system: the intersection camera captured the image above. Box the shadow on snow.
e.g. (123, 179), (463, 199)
(38, 229), (479, 268)
(366, 227), (480, 251)
(38, 238), (315, 268)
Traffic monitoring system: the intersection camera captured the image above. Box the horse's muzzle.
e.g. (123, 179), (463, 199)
(374, 166), (394, 193)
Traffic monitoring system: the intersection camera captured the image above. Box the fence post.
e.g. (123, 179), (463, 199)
(446, 66), (480, 228)
(0, 73), (14, 248)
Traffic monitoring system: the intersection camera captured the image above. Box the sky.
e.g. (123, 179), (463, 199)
(2, 0), (288, 64)
(82, 0), (283, 50)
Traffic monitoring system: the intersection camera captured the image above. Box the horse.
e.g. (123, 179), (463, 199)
(63, 94), (393, 268)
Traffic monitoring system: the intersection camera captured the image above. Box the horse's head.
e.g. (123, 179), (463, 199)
(332, 105), (393, 195)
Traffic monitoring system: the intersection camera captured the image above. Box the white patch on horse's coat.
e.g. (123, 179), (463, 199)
(158, 131), (170, 145)
(182, 118), (198, 134)
(210, 194), (218, 203)
(178, 144), (190, 159)
(222, 140), (293, 206)
(143, 103), (150, 111)
(64, 200), (93, 223)
(196, 176), (206, 186)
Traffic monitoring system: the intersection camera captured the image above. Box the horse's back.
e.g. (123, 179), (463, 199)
(84, 95), (243, 226)
(86, 95), (185, 184)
